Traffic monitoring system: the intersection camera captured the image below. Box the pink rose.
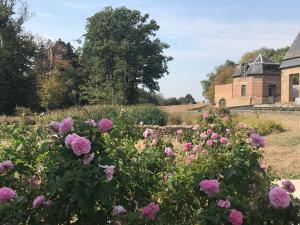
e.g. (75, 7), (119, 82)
(82, 153), (95, 165)
(100, 165), (115, 182)
(49, 121), (61, 132)
(202, 112), (209, 119)
(183, 142), (192, 152)
(98, 118), (113, 133)
(282, 179), (296, 193)
(206, 139), (214, 146)
(176, 129), (183, 135)
(269, 186), (291, 208)
(217, 199), (231, 208)
(0, 160), (14, 173)
(164, 147), (173, 157)
(59, 117), (73, 135)
(112, 205), (127, 216)
(220, 137), (228, 144)
(211, 133), (219, 139)
(65, 133), (79, 148)
(206, 129), (213, 135)
(143, 128), (154, 138)
(32, 195), (45, 208)
(70, 136), (91, 156)
(200, 132), (208, 139)
(199, 179), (220, 197)
(142, 202), (159, 220)
(229, 209), (243, 225)
(0, 187), (16, 203)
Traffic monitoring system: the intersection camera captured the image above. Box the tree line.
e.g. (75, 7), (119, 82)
(0, 1), (173, 114)
(201, 47), (289, 103)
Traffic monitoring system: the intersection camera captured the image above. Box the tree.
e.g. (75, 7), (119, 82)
(81, 6), (173, 105)
(0, 0), (38, 113)
(184, 94), (196, 104)
(240, 47), (289, 63)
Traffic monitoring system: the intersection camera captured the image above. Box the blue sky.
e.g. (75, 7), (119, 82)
(23, 0), (300, 101)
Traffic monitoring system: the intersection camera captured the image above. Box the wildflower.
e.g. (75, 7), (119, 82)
(202, 112), (209, 119)
(82, 153), (95, 165)
(32, 195), (45, 208)
(85, 119), (97, 127)
(211, 132), (219, 139)
(49, 121), (61, 132)
(100, 165), (115, 182)
(250, 133), (265, 148)
(98, 119), (113, 133)
(282, 179), (296, 193)
(59, 117), (73, 135)
(229, 209), (243, 225)
(220, 137), (228, 144)
(112, 205), (127, 216)
(269, 186), (291, 208)
(0, 187), (16, 204)
(141, 202), (160, 220)
(217, 199), (231, 208)
(183, 142), (192, 152)
(176, 129), (183, 135)
(206, 139), (214, 146)
(70, 136), (91, 156)
(65, 133), (79, 148)
(199, 179), (220, 197)
(0, 160), (13, 173)
(164, 147), (173, 157)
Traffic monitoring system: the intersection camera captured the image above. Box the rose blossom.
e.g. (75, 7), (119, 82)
(65, 133), (79, 148)
(220, 137), (228, 144)
(282, 179), (296, 193)
(192, 145), (200, 151)
(183, 142), (192, 152)
(100, 165), (115, 182)
(141, 202), (160, 220)
(211, 133), (219, 140)
(200, 132), (208, 139)
(250, 133), (265, 148)
(202, 112), (209, 119)
(269, 186), (291, 208)
(143, 128), (153, 138)
(32, 195), (45, 208)
(112, 205), (127, 216)
(0, 160), (14, 173)
(0, 187), (16, 204)
(82, 153), (95, 165)
(176, 129), (183, 135)
(164, 147), (173, 157)
(206, 139), (214, 146)
(199, 179), (220, 197)
(217, 199), (231, 208)
(59, 117), (73, 135)
(70, 136), (91, 156)
(229, 209), (243, 225)
(49, 121), (61, 132)
(85, 119), (97, 127)
(206, 129), (213, 135)
(98, 118), (113, 133)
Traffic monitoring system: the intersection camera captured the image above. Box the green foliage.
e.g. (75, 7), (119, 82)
(81, 6), (173, 105)
(130, 105), (168, 126)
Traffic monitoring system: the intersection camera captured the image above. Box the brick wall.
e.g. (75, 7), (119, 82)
(214, 84), (233, 106)
(281, 67), (300, 103)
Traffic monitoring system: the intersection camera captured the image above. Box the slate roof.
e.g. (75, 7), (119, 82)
(233, 54), (280, 77)
(280, 32), (300, 69)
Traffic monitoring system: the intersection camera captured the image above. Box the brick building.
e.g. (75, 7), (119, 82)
(215, 32), (300, 107)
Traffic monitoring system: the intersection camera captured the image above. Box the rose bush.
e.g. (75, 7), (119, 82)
(0, 111), (299, 224)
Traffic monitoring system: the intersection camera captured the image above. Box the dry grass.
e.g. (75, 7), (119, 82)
(159, 103), (207, 113)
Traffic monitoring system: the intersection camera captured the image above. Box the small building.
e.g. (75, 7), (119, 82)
(280, 32), (300, 103)
(215, 55), (281, 107)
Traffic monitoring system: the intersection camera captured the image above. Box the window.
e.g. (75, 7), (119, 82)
(268, 84), (276, 97)
(241, 85), (246, 96)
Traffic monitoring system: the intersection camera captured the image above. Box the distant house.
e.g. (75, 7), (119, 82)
(215, 32), (300, 107)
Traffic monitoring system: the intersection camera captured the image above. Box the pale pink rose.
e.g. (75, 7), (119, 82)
(143, 128), (153, 138)
(200, 132), (208, 139)
(0, 187), (16, 203)
(142, 202), (159, 220)
(32, 195), (45, 208)
(282, 179), (296, 193)
(260, 163), (268, 170)
(176, 129), (183, 135)
(164, 147), (173, 157)
(85, 119), (97, 127)
(220, 137), (228, 144)
(206, 139), (214, 146)
(229, 209), (243, 225)
(70, 136), (91, 156)
(199, 179), (220, 197)
(211, 133), (219, 140)
(206, 129), (213, 135)
(59, 117), (73, 135)
(49, 121), (61, 132)
(152, 138), (158, 146)
(183, 142), (192, 152)
(100, 165), (115, 182)
(65, 133), (79, 148)
(0, 160), (13, 173)
(250, 133), (265, 148)
(217, 199), (231, 208)
(98, 119), (113, 133)
(192, 145), (200, 151)
(82, 153), (95, 165)
(202, 112), (209, 119)
(112, 205), (127, 216)
(269, 187), (291, 208)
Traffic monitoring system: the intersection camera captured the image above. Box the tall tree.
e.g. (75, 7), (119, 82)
(0, 0), (37, 113)
(81, 6), (173, 105)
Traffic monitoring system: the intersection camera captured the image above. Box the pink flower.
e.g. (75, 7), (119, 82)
(206, 139), (214, 146)
(82, 153), (95, 165)
(176, 129), (183, 135)
(32, 195), (45, 208)
(49, 121), (61, 132)
(282, 179), (296, 193)
(65, 133), (79, 148)
(100, 165), (115, 182)
(85, 119), (97, 127)
(199, 179), (220, 197)
(98, 118), (113, 133)
(164, 147), (173, 157)
(183, 142), (192, 152)
(143, 128), (154, 138)
(202, 112), (209, 119)
(152, 138), (158, 146)
(70, 136), (91, 156)
(0, 160), (14, 173)
(192, 145), (200, 151)
(192, 125), (200, 130)
(206, 129), (213, 135)
(59, 117), (73, 135)
(0, 187), (16, 204)
(217, 199), (231, 208)
(260, 163), (268, 170)
(269, 187), (291, 208)
(211, 133), (219, 140)
(250, 133), (265, 148)
(229, 209), (243, 225)
(200, 132), (208, 139)
(112, 205), (127, 216)
(220, 137), (228, 144)
(142, 202), (160, 220)
(27, 176), (40, 186)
